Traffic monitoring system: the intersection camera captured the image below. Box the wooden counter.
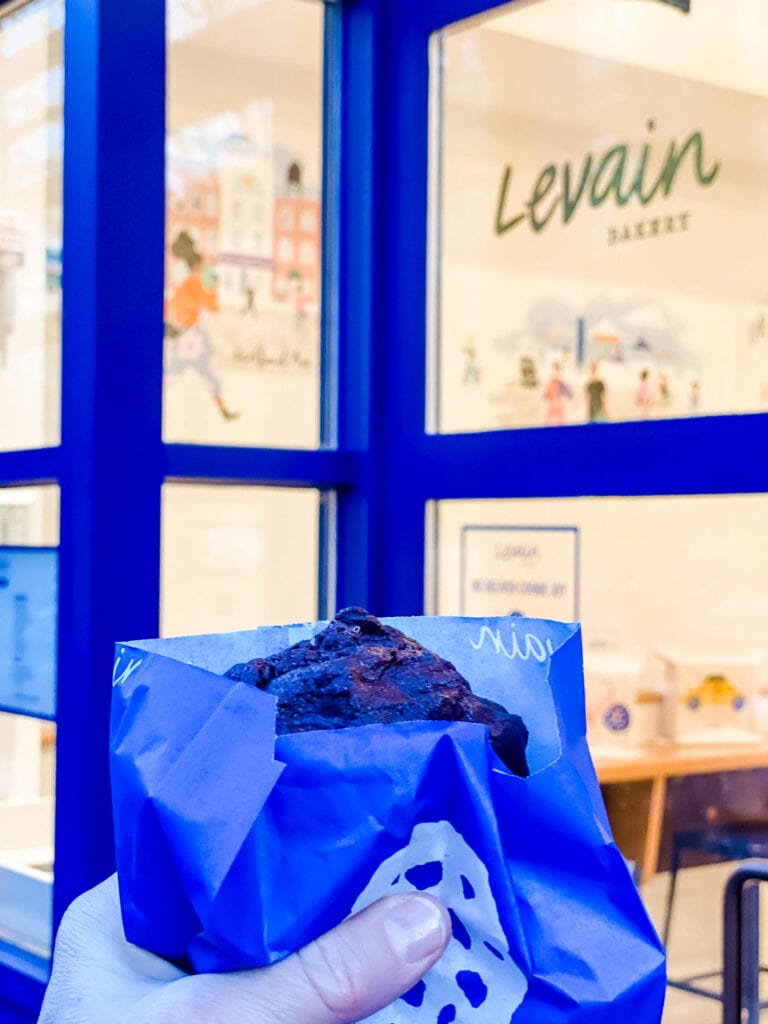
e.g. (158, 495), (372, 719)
(593, 740), (768, 884)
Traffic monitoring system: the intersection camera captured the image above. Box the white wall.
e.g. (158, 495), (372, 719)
(436, 494), (768, 661)
(161, 483), (319, 637)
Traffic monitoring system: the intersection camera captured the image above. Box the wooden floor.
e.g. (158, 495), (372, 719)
(640, 862), (768, 1023)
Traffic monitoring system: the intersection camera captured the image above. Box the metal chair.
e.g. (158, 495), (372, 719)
(662, 824), (768, 1021)
(722, 860), (768, 1024)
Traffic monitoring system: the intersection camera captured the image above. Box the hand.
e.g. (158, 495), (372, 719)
(38, 875), (451, 1024)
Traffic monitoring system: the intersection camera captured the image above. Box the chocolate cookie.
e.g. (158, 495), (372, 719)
(225, 607), (529, 777)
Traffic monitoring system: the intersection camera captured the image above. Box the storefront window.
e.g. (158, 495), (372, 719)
(163, 0), (324, 448)
(429, 1), (768, 433)
(161, 483), (319, 637)
(0, 485), (59, 959)
(0, 0), (63, 451)
(432, 494), (768, 747)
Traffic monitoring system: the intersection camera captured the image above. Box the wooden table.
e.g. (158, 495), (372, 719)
(593, 741), (768, 884)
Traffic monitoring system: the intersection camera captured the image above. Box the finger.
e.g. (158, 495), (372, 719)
(186, 893), (451, 1024)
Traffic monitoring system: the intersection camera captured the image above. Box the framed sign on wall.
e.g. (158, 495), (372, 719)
(459, 524), (579, 622)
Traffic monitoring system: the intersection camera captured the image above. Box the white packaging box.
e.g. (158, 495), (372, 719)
(584, 653), (664, 755)
(654, 649), (764, 744)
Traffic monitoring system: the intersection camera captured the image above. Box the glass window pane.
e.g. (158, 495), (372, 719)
(163, 0), (324, 448)
(429, 2), (768, 433)
(433, 494), (768, 745)
(0, 485), (58, 960)
(0, 714), (55, 957)
(0, 0), (63, 451)
(0, 484), (59, 548)
(161, 483), (319, 637)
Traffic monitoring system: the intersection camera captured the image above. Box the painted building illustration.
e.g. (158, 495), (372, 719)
(164, 135), (322, 316)
(216, 134), (275, 310)
(272, 195), (321, 306)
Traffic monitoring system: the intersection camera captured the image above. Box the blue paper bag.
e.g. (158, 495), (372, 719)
(110, 615), (666, 1022)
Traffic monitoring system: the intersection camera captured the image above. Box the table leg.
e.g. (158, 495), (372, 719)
(641, 775), (667, 886)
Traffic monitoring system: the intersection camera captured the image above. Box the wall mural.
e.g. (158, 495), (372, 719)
(486, 294), (705, 425)
(164, 125), (321, 443)
(163, 0), (324, 449)
(437, 28), (768, 432)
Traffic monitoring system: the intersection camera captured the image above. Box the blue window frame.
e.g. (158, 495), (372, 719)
(0, 0), (766, 1018)
(354, 0), (768, 618)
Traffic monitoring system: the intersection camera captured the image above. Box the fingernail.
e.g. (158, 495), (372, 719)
(384, 896), (448, 964)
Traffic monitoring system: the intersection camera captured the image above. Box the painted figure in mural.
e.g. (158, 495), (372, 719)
(519, 355), (538, 388)
(635, 368), (653, 418)
(585, 361), (607, 423)
(288, 269), (307, 328)
(543, 362), (572, 425)
(165, 231), (239, 421)
(688, 379), (701, 414)
(657, 372), (672, 414)
(462, 340), (481, 385)
(241, 284), (258, 318)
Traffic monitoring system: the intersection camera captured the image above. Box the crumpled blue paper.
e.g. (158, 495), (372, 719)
(110, 615), (666, 1022)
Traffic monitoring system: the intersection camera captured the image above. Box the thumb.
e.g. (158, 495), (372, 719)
(186, 893), (451, 1024)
